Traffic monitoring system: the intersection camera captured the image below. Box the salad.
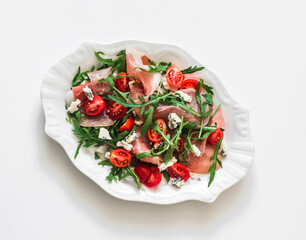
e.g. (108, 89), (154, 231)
(65, 48), (226, 189)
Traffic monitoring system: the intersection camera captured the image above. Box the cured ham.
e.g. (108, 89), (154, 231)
(79, 110), (114, 127)
(72, 67), (112, 101)
(126, 48), (161, 95)
(184, 106), (225, 174)
(130, 127), (162, 166)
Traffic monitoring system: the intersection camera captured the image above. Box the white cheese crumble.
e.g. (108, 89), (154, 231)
(134, 118), (143, 126)
(163, 80), (170, 90)
(192, 144), (201, 156)
(67, 99), (81, 113)
(105, 152), (111, 159)
(98, 128), (112, 140)
(126, 131), (138, 144)
(116, 140), (133, 151)
(82, 86), (94, 100)
(170, 177), (185, 188)
(175, 90), (192, 103)
(168, 113), (182, 129)
(95, 145), (108, 160)
(220, 143), (228, 157)
(159, 156), (177, 171)
(154, 141), (162, 149)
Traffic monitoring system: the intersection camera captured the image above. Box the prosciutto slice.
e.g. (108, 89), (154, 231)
(184, 106), (225, 174)
(72, 67), (112, 101)
(130, 127), (163, 166)
(79, 110), (114, 127)
(126, 48), (161, 95)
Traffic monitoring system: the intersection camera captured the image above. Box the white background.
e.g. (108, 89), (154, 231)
(1, 0), (306, 239)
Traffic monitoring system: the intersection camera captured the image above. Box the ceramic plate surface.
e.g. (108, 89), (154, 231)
(41, 40), (254, 204)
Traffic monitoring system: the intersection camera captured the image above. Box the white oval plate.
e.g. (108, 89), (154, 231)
(41, 40), (254, 205)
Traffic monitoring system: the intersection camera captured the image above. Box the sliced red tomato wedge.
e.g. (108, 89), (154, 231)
(148, 119), (167, 143)
(134, 163), (162, 187)
(109, 149), (131, 168)
(118, 117), (134, 132)
(166, 66), (184, 89)
(106, 101), (127, 120)
(83, 95), (105, 116)
(181, 79), (202, 91)
(207, 128), (223, 145)
(167, 163), (190, 181)
(174, 137), (184, 154)
(134, 163), (152, 182)
(115, 72), (130, 92)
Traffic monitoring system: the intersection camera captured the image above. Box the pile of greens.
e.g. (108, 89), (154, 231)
(67, 50), (223, 188)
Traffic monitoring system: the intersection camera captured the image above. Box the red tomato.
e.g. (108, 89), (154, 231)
(83, 95), (105, 116)
(181, 79), (202, 91)
(134, 163), (162, 187)
(106, 101), (127, 120)
(115, 72), (130, 92)
(166, 66), (184, 89)
(167, 163), (190, 181)
(109, 149), (131, 168)
(144, 167), (162, 187)
(134, 163), (152, 182)
(207, 128), (223, 145)
(174, 137), (184, 154)
(118, 117), (134, 132)
(147, 119), (167, 143)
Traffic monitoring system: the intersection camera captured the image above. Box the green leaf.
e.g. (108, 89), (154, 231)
(98, 160), (112, 166)
(208, 136), (223, 187)
(162, 170), (170, 182)
(181, 66), (205, 74)
(141, 106), (154, 135)
(134, 61), (171, 75)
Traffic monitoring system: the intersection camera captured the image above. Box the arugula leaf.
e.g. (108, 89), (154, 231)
(98, 160), (112, 166)
(163, 118), (187, 164)
(208, 136), (223, 187)
(162, 170), (170, 182)
(181, 66), (205, 74)
(106, 165), (141, 188)
(95, 50), (126, 74)
(134, 62), (171, 75)
(141, 106), (154, 135)
(72, 66), (95, 87)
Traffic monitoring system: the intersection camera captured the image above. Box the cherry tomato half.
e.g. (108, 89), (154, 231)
(134, 163), (152, 182)
(174, 137), (184, 154)
(110, 149), (131, 168)
(207, 128), (223, 145)
(118, 117), (134, 133)
(148, 119), (167, 143)
(115, 72), (130, 92)
(84, 95), (105, 116)
(166, 66), (184, 89)
(181, 79), (202, 91)
(144, 166), (162, 187)
(134, 163), (162, 187)
(106, 101), (127, 120)
(167, 163), (190, 181)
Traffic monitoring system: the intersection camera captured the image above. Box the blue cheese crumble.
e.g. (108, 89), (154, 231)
(192, 144), (201, 156)
(168, 113), (182, 129)
(67, 99), (81, 113)
(126, 131), (138, 143)
(98, 128), (112, 140)
(82, 86), (94, 100)
(116, 140), (133, 151)
(159, 156), (177, 171)
(170, 177), (185, 188)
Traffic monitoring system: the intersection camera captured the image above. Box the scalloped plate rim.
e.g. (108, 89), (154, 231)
(41, 39), (255, 205)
